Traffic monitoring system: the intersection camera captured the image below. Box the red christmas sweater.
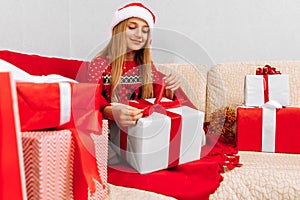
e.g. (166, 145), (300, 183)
(87, 56), (164, 111)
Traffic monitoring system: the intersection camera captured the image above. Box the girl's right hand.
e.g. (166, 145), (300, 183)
(110, 104), (143, 127)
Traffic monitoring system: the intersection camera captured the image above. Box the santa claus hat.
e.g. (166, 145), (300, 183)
(111, 2), (156, 30)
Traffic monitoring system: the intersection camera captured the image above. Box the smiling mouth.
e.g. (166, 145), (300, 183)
(131, 39), (142, 44)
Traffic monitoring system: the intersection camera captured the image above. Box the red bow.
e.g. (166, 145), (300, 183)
(256, 65), (281, 75)
(129, 83), (181, 116)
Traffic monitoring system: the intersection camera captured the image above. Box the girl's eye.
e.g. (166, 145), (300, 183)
(142, 29), (149, 34)
(128, 26), (136, 30)
(127, 24), (149, 33)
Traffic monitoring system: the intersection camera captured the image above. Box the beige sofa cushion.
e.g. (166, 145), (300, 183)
(157, 64), (208, 112)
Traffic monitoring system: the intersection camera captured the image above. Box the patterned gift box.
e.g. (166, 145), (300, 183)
(22, 129), (74, 200)
(22, 121), (108, 200)
(237, 106), (300, 153)
(110, 98), (206, 174)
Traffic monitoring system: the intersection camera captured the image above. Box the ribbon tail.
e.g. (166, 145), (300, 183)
(154, 82), (165, 104)
(86, 172), (106, 194)
(71, 128), (105, 194)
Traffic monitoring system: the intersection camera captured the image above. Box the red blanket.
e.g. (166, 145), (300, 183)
(108, 134), (240, 200)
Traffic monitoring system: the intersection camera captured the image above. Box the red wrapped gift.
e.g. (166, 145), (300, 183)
(17, 82), (72, 131)
(17, 82), (101, 131)
(237, 105), (300, 153)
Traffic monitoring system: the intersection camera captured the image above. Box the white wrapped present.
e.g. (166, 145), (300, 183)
(110, 98), (206, 174)
(245, 73), (289, 107)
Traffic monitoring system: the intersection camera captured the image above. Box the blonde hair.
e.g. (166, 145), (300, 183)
(95, 19), (154, 102)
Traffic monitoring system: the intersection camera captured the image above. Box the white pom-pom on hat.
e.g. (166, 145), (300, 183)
(111, 2), (156, 30)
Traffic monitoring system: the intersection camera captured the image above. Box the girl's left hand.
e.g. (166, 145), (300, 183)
(163, 73), (181, 91)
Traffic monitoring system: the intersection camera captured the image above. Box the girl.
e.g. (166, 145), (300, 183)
(87, 2), (180, 127)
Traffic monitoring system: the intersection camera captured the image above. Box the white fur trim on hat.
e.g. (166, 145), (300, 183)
(111, 2), (155, 30)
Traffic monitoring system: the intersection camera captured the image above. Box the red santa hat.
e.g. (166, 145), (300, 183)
(111, 2), (156, 30)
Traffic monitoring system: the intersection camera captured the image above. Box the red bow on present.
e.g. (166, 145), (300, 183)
(256, 65), (281, 75)
(129, 84), (167, 116)
(130, 83), (181, 116)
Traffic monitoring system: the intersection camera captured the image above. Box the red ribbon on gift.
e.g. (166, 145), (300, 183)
(255, 65), (281, 103)
(119, 85), (183, 169)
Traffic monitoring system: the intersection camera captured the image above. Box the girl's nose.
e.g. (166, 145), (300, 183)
(135, 28), (142, 37)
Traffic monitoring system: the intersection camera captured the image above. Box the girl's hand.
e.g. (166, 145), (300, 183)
(163, 73), (181, 91)
(163, 73), (181, 99)
(111, 104), (143, 127)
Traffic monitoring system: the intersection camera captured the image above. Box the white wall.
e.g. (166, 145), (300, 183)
(1, 0), (300, 66)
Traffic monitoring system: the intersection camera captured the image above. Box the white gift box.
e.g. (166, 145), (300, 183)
(110, 98), (206, 174)
(244, 74), (290, 107)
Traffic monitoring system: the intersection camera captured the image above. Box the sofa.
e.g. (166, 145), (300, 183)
(1, 50), (300, 199)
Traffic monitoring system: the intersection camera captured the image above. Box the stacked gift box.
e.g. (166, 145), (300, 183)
(0, 67), (108, 200)
(237, 65), (300, 154)
(22, 130), (75, 200)
(21, 123), (109, 200)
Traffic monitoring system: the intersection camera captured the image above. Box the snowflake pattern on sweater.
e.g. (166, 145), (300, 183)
(87, 56), (163, 109)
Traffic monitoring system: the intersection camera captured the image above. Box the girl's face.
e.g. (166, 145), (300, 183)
(125, 17), (149, 51)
